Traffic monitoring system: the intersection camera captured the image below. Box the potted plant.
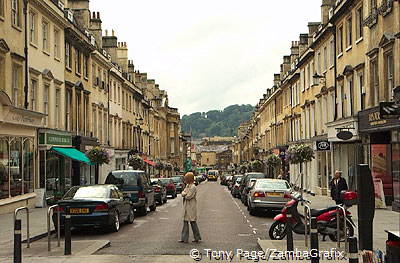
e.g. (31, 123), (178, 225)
(250, 159), (264, 172)
(286, 144), (314, 197)
(128, 155), (144, 170)
(264, 154), (282, 177)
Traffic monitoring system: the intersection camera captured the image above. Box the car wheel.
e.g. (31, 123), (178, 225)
(150, 201), (157, 211)
(126, 207), (134, 224)
(111, 212), (120, 232)
(138, 206), (147, 216)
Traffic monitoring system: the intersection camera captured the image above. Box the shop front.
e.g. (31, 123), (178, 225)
(72, 136), (99, 185)
(327, 116), (363, 192)
(359, 107), (400, 212)
(38, 130), (93, 205)
(313, 139), (332, 196)
(0, 91), (45, 214)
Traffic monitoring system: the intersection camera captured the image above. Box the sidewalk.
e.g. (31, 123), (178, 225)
(0, 207), (53, 248)
(302, 193), (400, 251)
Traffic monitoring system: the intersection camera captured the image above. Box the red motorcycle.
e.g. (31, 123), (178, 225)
(269, 191), (357, 241)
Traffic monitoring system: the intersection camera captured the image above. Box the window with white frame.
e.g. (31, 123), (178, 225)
(338, 25), (343, 54)
(29, 11), (37, 44)
(11, 0), (20, 27)
(359, 72), (366, 110)
(75, 48), (81, 74)
(330, 39), (334, 66)
(385, 52), (394, 100)
(0, 0), (4, 17)
(42, 20), (49, 52)
(92, 106), (97, 137)
(323, 46), (327, 71)
(54, 28), (60, 59)
(12, 64), (20, 107)
(65, 89), (72, 131)
(346, 16), (352, 48)
(356, 6), (363, 39)
(30, 78), (37, 111)
(348, 76), (355, 116)
(55, 88), (60, 129)
(65, 42), (71, 69)
(370, 58), (379, 106)
(44, 84), (49, 126)
(83, 54), (88, 78)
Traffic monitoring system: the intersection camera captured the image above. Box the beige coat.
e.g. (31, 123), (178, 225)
(181, 183), (197, 221)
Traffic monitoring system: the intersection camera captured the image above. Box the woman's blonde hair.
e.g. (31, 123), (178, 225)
(184, 172), (195, 184)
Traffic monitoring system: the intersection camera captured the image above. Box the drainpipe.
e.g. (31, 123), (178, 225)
(332, 25), (338, 120)
(23, 0), (29, 109)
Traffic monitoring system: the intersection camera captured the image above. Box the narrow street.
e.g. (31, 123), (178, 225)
(66, 180), (273, 256)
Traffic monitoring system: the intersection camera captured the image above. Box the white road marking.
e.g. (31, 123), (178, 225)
(159, 217), (169, 220)
(238, 234), (252, 237)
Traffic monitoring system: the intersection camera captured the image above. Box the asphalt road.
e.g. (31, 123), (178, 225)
(69, 180), (289, 256)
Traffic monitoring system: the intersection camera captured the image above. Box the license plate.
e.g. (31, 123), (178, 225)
(69, 208), (89, 214)
(267, 193), (283, 197)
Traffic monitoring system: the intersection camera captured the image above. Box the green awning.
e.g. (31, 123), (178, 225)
(51, 147), (93, 165)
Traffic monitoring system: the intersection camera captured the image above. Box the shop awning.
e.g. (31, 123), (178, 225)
(144, 159), (156, 166)
(51, 147), (92, 165)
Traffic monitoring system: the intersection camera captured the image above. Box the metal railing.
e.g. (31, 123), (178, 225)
(47, 205), (61, 252)
(304, 203), (312, 247)
(14, 207), (30, 248)
(336, 205), (347, 251)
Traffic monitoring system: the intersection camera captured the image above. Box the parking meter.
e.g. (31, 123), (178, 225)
(356, 164), (375, 250)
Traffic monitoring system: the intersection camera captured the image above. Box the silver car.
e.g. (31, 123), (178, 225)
(247, 179), (291, 215)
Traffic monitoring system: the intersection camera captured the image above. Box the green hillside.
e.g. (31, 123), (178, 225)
(181, 104), (254, 139)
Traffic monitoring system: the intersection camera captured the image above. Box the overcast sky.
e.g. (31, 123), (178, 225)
(90, 0), (322, 116)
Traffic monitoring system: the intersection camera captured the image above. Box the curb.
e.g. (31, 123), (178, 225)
(22, 229), (55, 243)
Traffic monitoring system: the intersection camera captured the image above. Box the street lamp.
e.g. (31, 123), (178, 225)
(313, 73), (326, 86)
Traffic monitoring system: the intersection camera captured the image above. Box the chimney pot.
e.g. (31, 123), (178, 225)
(112, 29), (115, 36)
(97, 12), (100, 19)
(105, 29), (108, 36)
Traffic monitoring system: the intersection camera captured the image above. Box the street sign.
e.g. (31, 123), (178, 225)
(316, 140), (330, 151)
(337, 131), (353, 140)
(380, 102), (400, 119)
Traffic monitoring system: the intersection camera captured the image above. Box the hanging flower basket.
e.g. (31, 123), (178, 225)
(264, 154), (282, 168)
(128, 155), (144, 170)
(285, 144), (315, 164)
(155, 161), (164, 170)
(87, 147), (110, 165)
(250, 159), (265, 172)
(165, 163), (173, 171)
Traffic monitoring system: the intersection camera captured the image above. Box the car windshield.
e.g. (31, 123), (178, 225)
(159, 178), (172, 185)
(106, 171), (140, 186)
(63, 186), (109, 199)
(171, 177), (182, 183)
(256, 180), (290, 190)
(247, 173), (265, 179)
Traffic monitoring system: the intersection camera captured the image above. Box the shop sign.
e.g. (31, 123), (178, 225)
(359, 107), (400, 132)
(39, 133), (72, 146)
(337, 131), (353, 140)
(4, 110), (42, 127)
(316, 140), (330, 151)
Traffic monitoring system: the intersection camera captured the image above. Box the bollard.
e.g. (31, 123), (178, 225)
(64, 207), (71, 255)
(348, 237), (359, 263)
(14, 219), (22, 263)
(310, 217), (319, 263)
(286, 214), (294, 251)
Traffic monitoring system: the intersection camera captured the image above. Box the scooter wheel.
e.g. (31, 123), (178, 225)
(269, 221), (287, 240)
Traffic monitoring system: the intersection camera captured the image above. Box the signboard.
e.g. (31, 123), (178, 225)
(337, 131), (353, 140)
(358, 106), (400, 132)
(39, 132), (72, 146)
(316, 140), (330, 151)
(380, 101), (400, 119)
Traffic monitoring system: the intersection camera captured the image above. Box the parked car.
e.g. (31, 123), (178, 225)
(150, 179), (167, 205)
(247, 179), (292, 215)
(105, 170), (156, 216)
(220, 174), (227, 185)
(195, 175), (203, 185)
(231, 176), (243, 198)
(53, 185), (134, 232)
(171, 176), (185, 193)
(207, 170), (219, 181)
(229, 175), (242, 191)
(225, 175), (233, 187)
(159, 178), (177, 198)
(240, 172), (266, 206)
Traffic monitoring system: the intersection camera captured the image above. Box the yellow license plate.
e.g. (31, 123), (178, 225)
(267, 193), (283, 197)
(69, 208), (89, 214)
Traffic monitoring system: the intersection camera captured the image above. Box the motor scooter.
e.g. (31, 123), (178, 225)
(269, 191), (357, 241)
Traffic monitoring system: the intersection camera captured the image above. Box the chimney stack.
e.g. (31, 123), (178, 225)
(273, 74), (281, 87)
(321, 0), (335, 24)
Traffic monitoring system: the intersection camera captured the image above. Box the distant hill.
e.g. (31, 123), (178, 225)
(181, 104), (254, 139)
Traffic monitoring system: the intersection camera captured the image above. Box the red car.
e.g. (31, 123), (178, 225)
(159, 178), (177, 198)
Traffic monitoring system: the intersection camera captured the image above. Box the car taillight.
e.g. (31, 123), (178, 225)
(284, 193), (291, 198)
(138, 191), (145, 198)
(54, 206), (64, 212)
(155, 187), (161, 192)
(94, 203), (108, 212)
(253, 191), (265, 198)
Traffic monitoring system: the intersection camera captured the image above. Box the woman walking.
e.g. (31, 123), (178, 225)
(179, 172), (202, 243)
